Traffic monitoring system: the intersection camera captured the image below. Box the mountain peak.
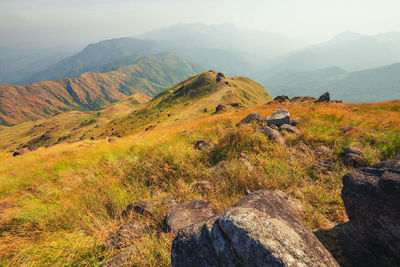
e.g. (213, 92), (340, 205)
(324, 31), (365, 45)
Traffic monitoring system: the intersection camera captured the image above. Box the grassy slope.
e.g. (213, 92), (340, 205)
(0, 54), (199, 126)
(0, 95), (399, 265)
(0, 71), (271, 151)
(0, 93), (150, 151)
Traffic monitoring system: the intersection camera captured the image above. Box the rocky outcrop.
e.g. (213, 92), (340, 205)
(266, 109), (290, 127)
(164, 200), (217, 234)
(317, 92), (330, 103)
(236, 113), (268, 126)
(171, 190), (339, 267)
(341, 159), (400, 265)
(194, 140), (213, 151)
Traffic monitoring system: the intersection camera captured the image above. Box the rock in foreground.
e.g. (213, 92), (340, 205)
(171, 190), (339, 267)
(341, 159), (400, 265)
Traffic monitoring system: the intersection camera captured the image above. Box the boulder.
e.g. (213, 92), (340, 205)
(121, 201), (157, 217)
(266, 109), (290, 127)
(341, 159), (400, 265)
(279, 124), (300, 134)
(194, 140), (212, 151)
(171, 190), (339, 267)
(341, 146), (365, 167)
(317, 92), (330, 103)
(236, 113), (268, 127)
(164, 200), (217, 234)
(105, 222), (143, 249)
(12, 150), (28, 157)
(257, 126), (285, 145)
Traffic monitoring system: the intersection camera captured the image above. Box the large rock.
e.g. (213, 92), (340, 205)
(172, 190), (339, 267)
(236, 113), (268, 127)
(266, 109), (290, 127)
(341, 159), (400, 265)
(164, 200), (217, 234)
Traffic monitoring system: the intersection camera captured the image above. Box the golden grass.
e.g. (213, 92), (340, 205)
(0, 100), (399, 266)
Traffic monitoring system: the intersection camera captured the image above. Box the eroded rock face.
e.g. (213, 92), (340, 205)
(164, 200), (217, 234)
(341, 159), (400, 265)
(266, 109), (290, 127)
(172, 190), (339, 267)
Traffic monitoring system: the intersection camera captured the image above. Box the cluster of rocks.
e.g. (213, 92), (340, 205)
(272, 92), (342, 104)
(103, 154), (400, 266)
(216, 72), (225, 82)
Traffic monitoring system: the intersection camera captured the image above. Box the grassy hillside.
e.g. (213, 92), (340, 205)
(0, 71), (271, 151)
(0, 97), (399, 266)
(0, 54), (199, 125)
(261, 63), (400, 102)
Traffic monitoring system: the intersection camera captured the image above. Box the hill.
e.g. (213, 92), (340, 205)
(254, 31), (400, 78)
(261, 63), (400, 102)
(0, 94), (399, 265)
(0, 54), (200, 125)
(0, 71), (271, 151)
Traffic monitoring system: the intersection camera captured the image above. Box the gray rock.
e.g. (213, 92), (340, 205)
(266, 109), (290, 127)
(274, 95), (289, 102)
(279, 124), (300, 134)
(164, 200), (217, 234)
(342, 146), (365, 167)
(171, 190), (339, 267)
(194, 140), (212, 151)
(317, 92), (330, 103)
(121, 201), (157, 217)
(105, 222), (143, 249)
(257, 126), (285, 145)
(236, 113), (268, 127)
(341, 159), (400, 265)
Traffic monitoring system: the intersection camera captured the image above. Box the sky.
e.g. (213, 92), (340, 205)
(1, 0), (400, 50)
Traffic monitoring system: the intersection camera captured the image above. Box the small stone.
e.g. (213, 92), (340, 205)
(121, 201), (157, 217)
(194, 140), (212, 151)
(315, 146), (331, 155)
(279, 124), (300, 134)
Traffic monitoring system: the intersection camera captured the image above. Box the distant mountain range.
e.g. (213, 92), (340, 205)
(0, 54), (200, 125)
(261, 63), (400, 102)
(254, 31), (400, 77)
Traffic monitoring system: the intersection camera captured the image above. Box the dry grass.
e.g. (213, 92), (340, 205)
(0, 100), (399, 266)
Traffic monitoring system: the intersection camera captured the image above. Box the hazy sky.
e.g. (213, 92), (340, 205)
(1, 0), (400, 49)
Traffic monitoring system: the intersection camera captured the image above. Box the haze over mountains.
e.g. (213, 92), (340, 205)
(1, 22), (400, 121)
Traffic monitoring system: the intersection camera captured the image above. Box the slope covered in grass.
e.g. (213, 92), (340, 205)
(0, 54), (200, 126)
(0, 97), (399, 265)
